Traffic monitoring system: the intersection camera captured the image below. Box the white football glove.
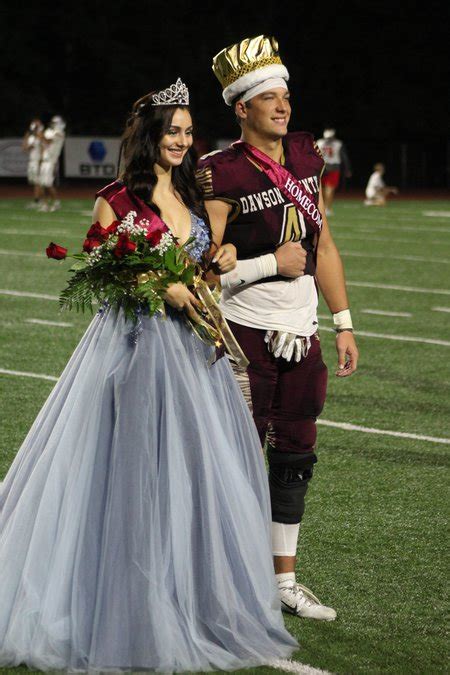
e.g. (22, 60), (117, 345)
(264, 331), (310, 362)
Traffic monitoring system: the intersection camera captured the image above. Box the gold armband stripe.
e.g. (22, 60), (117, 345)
(196, 167), (214, 198)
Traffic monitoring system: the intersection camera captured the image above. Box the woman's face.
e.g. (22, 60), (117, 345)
(158, 108), (193, 170)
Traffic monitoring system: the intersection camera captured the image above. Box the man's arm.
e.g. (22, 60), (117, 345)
(315, 188), (359, 376)
(22, 132), (32, 152)
(204, 199), (307, 286)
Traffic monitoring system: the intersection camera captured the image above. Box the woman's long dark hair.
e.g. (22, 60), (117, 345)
(120, 92), (208, 223)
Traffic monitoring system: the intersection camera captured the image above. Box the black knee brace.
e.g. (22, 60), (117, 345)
(268, 448), (317, 524)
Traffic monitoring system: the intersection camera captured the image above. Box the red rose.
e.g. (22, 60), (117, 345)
(86, 221), (108, 241)
(145, 228), (164, 247)
(113, 233), (137, 258)
(83, 238), (103, 253)
(46, 242), (68, 260)
(107, 220), (120, 235)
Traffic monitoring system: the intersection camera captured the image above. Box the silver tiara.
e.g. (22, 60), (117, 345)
(152, 78), (189, 106)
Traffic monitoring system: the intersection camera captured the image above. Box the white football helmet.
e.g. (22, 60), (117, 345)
(323, 128), (336, 139)
(51, 115), (66, 131)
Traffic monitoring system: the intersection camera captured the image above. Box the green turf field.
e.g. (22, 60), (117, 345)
(0, 197), (449, 675)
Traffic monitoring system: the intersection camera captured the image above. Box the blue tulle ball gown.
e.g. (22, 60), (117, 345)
(0, 182), (297, 672)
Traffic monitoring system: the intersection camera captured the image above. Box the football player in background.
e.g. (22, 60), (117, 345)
(364, 162), (398, 205)
(316, 128), (351, 215)
(22, 118), (44, 208)
(38, 115), (66, 212)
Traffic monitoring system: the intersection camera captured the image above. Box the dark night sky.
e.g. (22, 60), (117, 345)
(0, 0), (447, 185)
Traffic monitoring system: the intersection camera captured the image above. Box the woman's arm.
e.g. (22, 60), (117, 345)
(92, 197), (117, 227)
(204, 200), (236, 281)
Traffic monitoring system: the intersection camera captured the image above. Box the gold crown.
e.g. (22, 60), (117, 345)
(212, 35), (282, 89)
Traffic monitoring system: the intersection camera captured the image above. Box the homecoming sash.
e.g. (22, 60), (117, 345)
(240, 141), (323, 232)
(106, 181), (171, 237)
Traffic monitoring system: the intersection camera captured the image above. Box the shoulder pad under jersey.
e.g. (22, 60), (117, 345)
(286, 131), (325, 168)
(197, 145), (242, 199)
(199, 149), (222, 161)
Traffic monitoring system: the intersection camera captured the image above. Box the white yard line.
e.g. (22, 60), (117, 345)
(1, 366), (448, 447)
(432, 306), (450, 313)
(270, 658), (331, 674)
(0, 289), (59, 301)
(319, 325), (450, 347)
(0, 368), (58, 382)
(25, 318), (73, 327)
(347, 281), (450, 296)
(333, 222), (450, 234)
(334, 232), (450, 246)
(361, 309), (412, 317)
(1, 214), (82, 225)
(0, 248), (44, 258)
(371, 224), (450, 234)
(423, 211), (450, 217)
(317, 420), (450, 445)
(341, 251), (450, 265)
(0, 227), (79, 237)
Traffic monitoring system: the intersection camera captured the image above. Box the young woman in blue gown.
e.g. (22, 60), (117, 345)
(0, 81), (297, 672)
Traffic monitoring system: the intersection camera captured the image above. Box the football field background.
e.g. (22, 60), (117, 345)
(0, 197), (449, 675)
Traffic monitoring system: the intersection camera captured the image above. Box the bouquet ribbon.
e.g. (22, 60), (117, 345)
(194, 278), (249, 369)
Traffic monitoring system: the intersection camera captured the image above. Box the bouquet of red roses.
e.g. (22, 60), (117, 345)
(47, 210), (250, 366)
(46, 210), (200, 322)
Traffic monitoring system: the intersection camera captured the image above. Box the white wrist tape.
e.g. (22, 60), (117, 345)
(333, 309), (353, 330)
(220, 253), (277, 290)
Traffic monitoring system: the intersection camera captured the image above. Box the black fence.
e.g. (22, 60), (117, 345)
(343, 139), (450, 191)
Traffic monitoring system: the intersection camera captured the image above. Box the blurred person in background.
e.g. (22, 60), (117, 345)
(22, 118), (44, 209)
(316, 127), (351, 216)
(364, 162), (398, 205)
(38, 115), (66, 212)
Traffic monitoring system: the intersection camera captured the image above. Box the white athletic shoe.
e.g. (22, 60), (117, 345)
(278, 580), (337, 621)
(37, 202), (49, 212)
(49, 200), (61, 212)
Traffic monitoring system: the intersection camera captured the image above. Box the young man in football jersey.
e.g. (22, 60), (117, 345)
(316, 128), (352, 216)
(38, 115), (66, 212)
(364, 162), (398, 205)
(197, 35), (359, 621)
(22, 118), (44, 208)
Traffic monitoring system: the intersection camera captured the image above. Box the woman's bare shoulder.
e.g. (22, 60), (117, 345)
(92, 196), (117, 226)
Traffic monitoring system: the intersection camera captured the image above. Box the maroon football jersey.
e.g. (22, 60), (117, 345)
(197, 132), (324, 277)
